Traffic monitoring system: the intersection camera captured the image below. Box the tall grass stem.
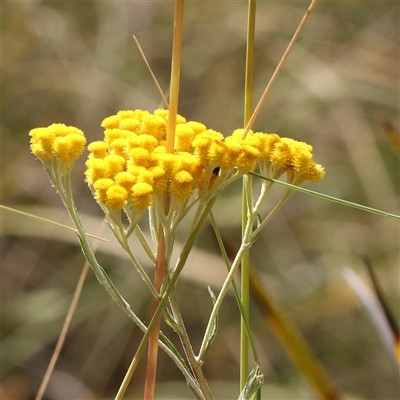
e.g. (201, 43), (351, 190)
(240, 0), (256, 390)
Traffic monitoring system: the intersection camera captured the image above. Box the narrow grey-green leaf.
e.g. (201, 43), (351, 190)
(237, 366), (264, 400)
(200, 286), (219, 364)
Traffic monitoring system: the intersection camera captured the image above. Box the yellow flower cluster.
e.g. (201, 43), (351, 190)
(29, 123), (86, 165)
(29, 109), (324, 214)
(86, 110), (206, 211)
(84, 109), (324, 212)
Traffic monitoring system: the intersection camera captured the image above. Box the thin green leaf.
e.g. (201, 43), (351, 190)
(0, 204), (108, 241)
(159, 331), (193, 378)
(199, 286), (219, 363)
(209, 211), (260, 365)
(249, 172), (400, 220)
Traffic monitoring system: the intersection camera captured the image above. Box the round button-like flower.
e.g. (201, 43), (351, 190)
(105, 185), (128, 210)
(109, 138), (130, 158)
(175, 124), (196, 152)
(236, 144), (261, 173)
(132, 182), (153, 210)
(85, 158), (108, 185)
(128, 148), (152, 168)
(303, 163), (325, 182)
(93, 178), (115, 204)
(29, 123), (86, 166)
(169, 170), (194, 200)
(149, 166), (168, 194)
(140, 114), (167, 141)
(88, 141), (108, 159)
(101, 115), (121, 129)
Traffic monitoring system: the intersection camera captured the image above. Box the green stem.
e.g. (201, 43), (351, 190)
(61, 173), (200, 396)
(241, 0), (256, 388)
(169, 291), (213, 400)
(241, 0), (319, 139)
(198, 236), (252, 361)
(251, 189), (294, 240)
(134, 225), (156, 263)
(119, 234), (159, 299)
(244, 0), (256, 125)
(94, 208), (159, 299)
(210, 211), (260, 366)
(144, 223), (167, 400)
(37, 167), (204, 397)
(240, 176), (251, 390)
(115, 195), (218, 399)
(240, 0), (256, 391)
(199, 184), (288, 363)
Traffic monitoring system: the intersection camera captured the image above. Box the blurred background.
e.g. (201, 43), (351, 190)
(1, 1), (399, 399)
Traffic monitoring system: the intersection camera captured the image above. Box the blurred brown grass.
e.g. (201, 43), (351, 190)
(1, 2), (399, 399)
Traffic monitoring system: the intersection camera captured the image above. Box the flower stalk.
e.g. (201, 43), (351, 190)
(144, 1), (184, 398)
(168, 290), (213, 400)
(241, 0), (257, 390)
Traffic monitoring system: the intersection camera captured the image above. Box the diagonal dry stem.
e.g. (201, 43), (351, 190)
(133, 35), (169, 108)
(35, 218), (107, 400)
(143, 1), (185, 399)
(241, 0), (319, 139)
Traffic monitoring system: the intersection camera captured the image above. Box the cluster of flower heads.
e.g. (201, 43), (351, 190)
(30, 109), (324, 213)
(29, 123), (86, 166)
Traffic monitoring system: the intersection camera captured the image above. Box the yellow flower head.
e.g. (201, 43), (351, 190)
(156, 153), (179, 177)
(186, 121), (207, 135)
(255, 133), (281, 160)
(114, 171), (137, 196)
(140, 114), (167, 141)
(29, 123), (86, 165)
(119, 118), (141, 134)
(286, 139), (313, 174)
(149, 166), (168, 194)
(29, 128), (56, 161)
(222, 136), (243, 170)
(192, 129), (224, 166)
(175, 152), (202, 179)
(128, 148), (152, 168)
(104, 154), (126, 177)
(131, 182), (153, 210)
(236, 144), (261, 173)
(269, 140), (291, 171)
(104, 129), (128, 146)
(243, 131), (262, 152)
(154, 109), (186, 125)
(208, 140), (227, 167)
(104, 185), (128, 210)
(303, 163), (325, 182)
(101, 115), (121, 129)
(153, 109), (169, 121)
(117, 110), (139, 119)
(88, 141), (108, 159)
(52, 134), (86, 163)
(175, 124), (196, 152)
(93, 178), (115, 204)
(137, 169), (154, 186)
(137, 134), (158, 153)
(126, 164), (144, 175)
(169, 170), (194, 200)
(109, 138), (130, 158)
